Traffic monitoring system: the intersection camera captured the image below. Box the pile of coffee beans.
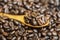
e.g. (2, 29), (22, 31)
(0, 0), (60, 40)
(0, 0), (26, 15)
(24, 10), (50, 26)
(0, 0), (60, 26)
(0, 0), (60, 14)
(0, 16), (60, 40)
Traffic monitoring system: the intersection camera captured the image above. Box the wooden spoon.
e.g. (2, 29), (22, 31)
(0, 13), (49, 28)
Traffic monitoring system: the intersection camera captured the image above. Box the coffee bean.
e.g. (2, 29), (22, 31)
(33, 29), (38, 33)
(52, 36), (59, 40)
(52, 31), (57, 36)
(2, 31), (8, 36)
(47, 32), (52, 36)
(17, 36), (21, 40)
(28, 34), (34, 37)
(12, 37), (16, 40)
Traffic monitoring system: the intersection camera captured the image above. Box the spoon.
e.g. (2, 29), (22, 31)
(0, 13), (49, 28)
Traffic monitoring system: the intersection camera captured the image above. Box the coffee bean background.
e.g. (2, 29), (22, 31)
(0, 16), (59, 40)
(0, 0), (60, 40)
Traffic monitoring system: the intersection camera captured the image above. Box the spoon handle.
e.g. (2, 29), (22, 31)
(0, 13), (25, 23)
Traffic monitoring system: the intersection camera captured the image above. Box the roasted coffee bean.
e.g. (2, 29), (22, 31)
(45, 36), (50, 40)
(0, 35), (6, 40)
(47, 32), (52, 36)
(0, 25), (3, 28)
(26, 30), (33, 33)
(27, 34), (34, 37)
(52, 36), (59, 40)
(52, 31), (57, 36)
(17, 36), (21, 40)
(33, 29), (38, 33)
(38, 33), (41, 37)
(12, 37), (16, 40)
